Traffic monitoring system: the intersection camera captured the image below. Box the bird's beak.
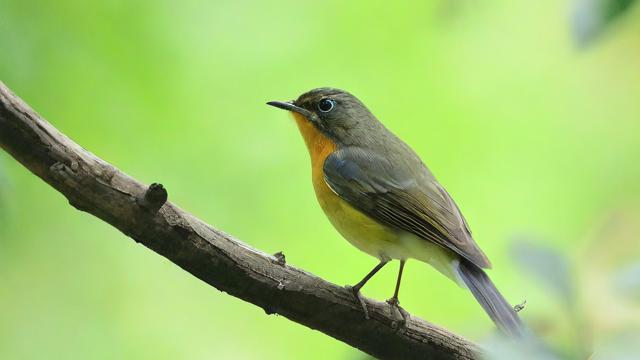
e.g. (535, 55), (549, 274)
(267, 101), (314, 118)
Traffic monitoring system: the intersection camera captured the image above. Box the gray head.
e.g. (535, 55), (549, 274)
(267, 87), (387, 146)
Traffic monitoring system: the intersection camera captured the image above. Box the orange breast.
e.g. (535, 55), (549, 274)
(292, 113), (337, 196)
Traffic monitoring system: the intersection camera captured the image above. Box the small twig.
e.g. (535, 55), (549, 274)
(140, 183), (168, 212)
(272, 251), (286, 265)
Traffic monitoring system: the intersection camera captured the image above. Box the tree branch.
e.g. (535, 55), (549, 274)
(0, 81), (481, 360)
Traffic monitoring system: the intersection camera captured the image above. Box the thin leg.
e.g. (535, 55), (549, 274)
(352, 260), (388, 293)
(387, 260), (406, 306)
(387, 260), (409, 327)
(346, 260), (388, 319)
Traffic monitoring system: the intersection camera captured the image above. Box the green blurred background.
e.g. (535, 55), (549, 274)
(1, 0), (639, 359)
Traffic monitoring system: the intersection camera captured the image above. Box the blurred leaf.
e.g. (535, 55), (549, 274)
(612, 263), (640, 302)
(576, 209), (640, 357)
(511, 237), (576, 307)
(482, 335), (562, 360)
(572, 0), (637, 47)
(592, 330), (640, 359)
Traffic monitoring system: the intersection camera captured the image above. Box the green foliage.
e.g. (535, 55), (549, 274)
(572, 0), (637, 47)
(505, 210), (640, 359)
(0, 0), (639, 359)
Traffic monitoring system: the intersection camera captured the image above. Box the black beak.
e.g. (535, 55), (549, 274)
(267, 101), (313, 118)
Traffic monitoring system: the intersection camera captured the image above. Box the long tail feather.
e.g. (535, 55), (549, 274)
(457, 259), (525, 338)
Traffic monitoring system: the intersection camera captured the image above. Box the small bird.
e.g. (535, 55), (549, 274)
(268, 88), (524, 337)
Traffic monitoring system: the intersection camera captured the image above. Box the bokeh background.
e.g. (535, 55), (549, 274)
(1, 0), (639, 359)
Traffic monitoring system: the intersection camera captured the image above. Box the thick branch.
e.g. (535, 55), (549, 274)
(0, 81), (481, 360)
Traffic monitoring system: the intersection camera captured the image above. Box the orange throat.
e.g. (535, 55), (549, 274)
(292, 113), (337, 171)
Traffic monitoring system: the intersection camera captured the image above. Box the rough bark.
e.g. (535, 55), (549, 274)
(0, 81), (481, 360)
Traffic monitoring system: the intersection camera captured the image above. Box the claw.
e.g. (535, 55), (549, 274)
(346, 285), (370, 319)
(386, 297), (409, 328)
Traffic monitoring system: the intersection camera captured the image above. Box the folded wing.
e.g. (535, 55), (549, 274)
(323, 146), (491, 269)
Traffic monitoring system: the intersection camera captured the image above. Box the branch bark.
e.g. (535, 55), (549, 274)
(0, 81), (481, 360)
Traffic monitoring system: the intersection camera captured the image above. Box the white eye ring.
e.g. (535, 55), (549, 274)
(317, 98), (336, 113)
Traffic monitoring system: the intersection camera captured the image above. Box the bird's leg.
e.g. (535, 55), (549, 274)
(386, 260), (409, 326)
(346, 260), (388, 319)
(387, 260), (405, 306)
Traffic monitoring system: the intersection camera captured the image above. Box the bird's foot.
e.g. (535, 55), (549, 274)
(345, 285), (370, 320)
(386, 297), (409, 328)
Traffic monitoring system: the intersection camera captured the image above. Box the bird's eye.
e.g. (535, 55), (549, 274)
(317, 98), (336, 113)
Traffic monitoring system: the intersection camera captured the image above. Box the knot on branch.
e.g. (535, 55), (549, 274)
(272, 251), (286, 265)
(140, 183), (168, 213)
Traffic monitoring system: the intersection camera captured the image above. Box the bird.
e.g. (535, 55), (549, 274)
(267, 87), (524, 337)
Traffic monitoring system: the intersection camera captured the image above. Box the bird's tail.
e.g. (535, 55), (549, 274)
(456, 259), (525, 338)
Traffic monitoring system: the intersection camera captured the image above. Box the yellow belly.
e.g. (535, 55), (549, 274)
(315, 174), (461, 281)
(313, 177), (399, 260)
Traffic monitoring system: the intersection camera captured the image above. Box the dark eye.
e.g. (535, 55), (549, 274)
(317, 98), (336, 113)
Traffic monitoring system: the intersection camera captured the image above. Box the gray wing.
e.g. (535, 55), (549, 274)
(323, 146), (491, 269)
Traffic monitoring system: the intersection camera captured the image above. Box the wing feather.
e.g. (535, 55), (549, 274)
(323, 147), (491, 269)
